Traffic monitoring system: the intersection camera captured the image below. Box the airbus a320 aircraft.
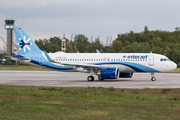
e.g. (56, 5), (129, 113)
(11, 26), (177, 81)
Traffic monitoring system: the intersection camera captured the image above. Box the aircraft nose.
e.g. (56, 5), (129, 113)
(170, 62), (177, 71)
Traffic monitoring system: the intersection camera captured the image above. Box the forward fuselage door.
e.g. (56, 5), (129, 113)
(149, 55), (154, 66)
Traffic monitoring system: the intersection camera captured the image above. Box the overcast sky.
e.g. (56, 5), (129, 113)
(0, 0), (180, 49)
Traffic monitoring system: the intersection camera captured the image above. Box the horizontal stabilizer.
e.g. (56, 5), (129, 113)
(11, 55), (31, 60)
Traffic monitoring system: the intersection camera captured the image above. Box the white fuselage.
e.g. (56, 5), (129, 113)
(48, 52), (177, 73)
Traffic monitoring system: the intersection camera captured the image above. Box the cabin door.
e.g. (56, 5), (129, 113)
(149, 55), (154, 66)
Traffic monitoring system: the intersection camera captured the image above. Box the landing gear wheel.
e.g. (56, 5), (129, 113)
(87, 76), (94, 81)
(151, 77), (156, 81)
(98, 76), (104, 81)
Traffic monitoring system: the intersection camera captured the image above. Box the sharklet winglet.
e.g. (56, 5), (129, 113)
(43, 50), (54, 62)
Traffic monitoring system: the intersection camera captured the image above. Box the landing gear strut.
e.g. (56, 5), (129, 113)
(151, 72), (156, 81)
(98, 76), (104, 81)
(87, 76), (94, 81)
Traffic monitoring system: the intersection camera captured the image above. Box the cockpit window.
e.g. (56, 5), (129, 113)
(160, 58), (170, 61)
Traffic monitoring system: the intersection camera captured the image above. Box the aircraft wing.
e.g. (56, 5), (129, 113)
(44, 50), (102, 69)
(61, 62), (101, 68)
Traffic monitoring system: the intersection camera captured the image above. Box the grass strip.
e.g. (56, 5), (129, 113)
(0, 85), (180, 120)
(166, 68), (180, 73)
(0, 65), (48, 71)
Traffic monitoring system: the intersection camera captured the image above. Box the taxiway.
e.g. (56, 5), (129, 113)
(0, 70), (180, 88)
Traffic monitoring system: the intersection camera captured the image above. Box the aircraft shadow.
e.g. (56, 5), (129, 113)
(75, 79), (133, 82)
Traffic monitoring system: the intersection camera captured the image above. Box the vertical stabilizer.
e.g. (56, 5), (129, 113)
(13, 26), (42, 55)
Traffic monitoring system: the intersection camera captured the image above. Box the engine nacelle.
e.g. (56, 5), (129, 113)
(119, 72), (133, 78)
(100, 68), (119, 79)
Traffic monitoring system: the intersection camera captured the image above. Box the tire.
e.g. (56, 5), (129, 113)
(87, 76), (94, 81)
(98, 76), (104, 81)
(151, 77), (156, 81)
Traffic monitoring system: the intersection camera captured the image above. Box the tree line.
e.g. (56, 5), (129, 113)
(34, 26), (179, 65)
(2, 26), (180, 65)
(35, 26), (180, 64)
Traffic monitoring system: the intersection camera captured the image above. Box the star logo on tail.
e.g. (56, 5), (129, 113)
(18, 36), (32, 52)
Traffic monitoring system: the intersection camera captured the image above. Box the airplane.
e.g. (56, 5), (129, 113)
(10, 26), (177, 81)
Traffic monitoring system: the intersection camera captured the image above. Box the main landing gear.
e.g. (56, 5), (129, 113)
(151, 72), (156, 81)
(98, 76), (104, 81)
(87, 76), (104, 81)
(87, 76), (94, 81)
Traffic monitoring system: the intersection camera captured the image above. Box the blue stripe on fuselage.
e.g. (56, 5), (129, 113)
(89, 62), (159, 72)
(30, 60), (159, 72)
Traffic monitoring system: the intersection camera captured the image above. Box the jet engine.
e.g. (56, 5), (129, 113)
(99, 68), (119, 79)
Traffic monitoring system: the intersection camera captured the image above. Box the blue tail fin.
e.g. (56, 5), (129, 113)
(13, 26), (42, 55)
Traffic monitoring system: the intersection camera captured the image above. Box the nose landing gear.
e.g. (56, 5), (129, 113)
(151, 72), (156, 81)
